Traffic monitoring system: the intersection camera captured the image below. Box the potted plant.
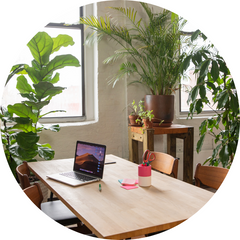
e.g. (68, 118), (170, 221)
(79, 2), (192, 126)
(136, 100), (154, 129)
(182, 30), (239, 169)
(0, 31), (80, 178)
(128, 100), (140, 126)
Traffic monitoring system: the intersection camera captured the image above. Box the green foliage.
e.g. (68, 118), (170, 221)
(80, 2), (191, 95)
(1, 31), (80, 177)
(182, 30), (239, 168)
(135, 100), (154, 124)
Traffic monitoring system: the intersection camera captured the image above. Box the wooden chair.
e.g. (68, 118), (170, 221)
(16, 162), (89, 229)
(150, 152), (179, 178)
(194, 163), (229, 190)
(16, 161), (55, 201)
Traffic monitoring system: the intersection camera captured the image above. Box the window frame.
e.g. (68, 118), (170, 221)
(40, 6), (86, 123)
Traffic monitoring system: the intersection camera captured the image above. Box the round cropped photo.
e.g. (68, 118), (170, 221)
(1, 1), (239, 240)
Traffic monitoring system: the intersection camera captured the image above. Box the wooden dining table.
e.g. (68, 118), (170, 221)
(28, 154), (214, 239)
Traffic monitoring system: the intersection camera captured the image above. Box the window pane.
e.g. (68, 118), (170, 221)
(41, 27), (82, 118)
(180, 22), (216, 113)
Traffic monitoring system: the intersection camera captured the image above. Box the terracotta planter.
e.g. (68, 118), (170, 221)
(142, 118), (153, 129)
(129, 115), (140, 126)
(144, 95), (174, 127)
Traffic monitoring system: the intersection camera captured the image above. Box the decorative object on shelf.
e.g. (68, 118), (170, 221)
(138, 150), (155, 187)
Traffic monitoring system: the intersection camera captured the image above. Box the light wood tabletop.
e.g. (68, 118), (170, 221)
(28, 154), (214, 239)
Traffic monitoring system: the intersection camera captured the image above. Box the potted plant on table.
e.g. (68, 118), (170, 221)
(136, 100), (154, 129)
(80, 2), (193, 126)
(0, 31), (80, 178)
(128, 100), (140, 126)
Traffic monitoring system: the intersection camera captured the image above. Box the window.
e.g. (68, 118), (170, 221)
(1, 7), (86, 122)
(179, 21), (217, 114)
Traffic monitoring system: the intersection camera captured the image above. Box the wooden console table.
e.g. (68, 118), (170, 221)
(128, 124), (194, 183)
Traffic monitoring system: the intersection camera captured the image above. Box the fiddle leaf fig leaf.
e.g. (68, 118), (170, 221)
(24, 101), (50, 110)
(16, 75), (35, 94)
(11, 123), (35, 133)
(52, 34), (75, 54)
(27, 32), (53, 66)
(25, 66), (42, 84)
(16, 132), (39, 149)
(9, 143), (38, 161)
(8, 103), (38, 123)
(40, 54), (80, 79)
(34, 82), (65, 101)
(43, 124), (61, 132)
(50, 72), (60, 84)
(37, 144), (54, 160)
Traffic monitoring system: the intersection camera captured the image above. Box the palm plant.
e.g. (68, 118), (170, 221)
(80, 2), (189, 95)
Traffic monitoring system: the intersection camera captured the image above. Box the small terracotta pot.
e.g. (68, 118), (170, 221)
(142, 118), (153, 129)
(129, 115), (140, 126)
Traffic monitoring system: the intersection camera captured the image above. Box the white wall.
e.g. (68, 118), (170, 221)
(39, 0), (216, 181)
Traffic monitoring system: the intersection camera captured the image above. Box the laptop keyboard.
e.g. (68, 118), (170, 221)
(60, 172), (96, 182)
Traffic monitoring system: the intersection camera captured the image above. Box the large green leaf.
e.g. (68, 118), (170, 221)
(52, 34), (75, 54)
(9, 143), (38, 161)
(191, 86), (199, 102)
(191, 29), (201, 42)
(24, 101), (50, 110)
(37, 145), (54, 160)
(216, 90), (229, 109)
(230, 92), (239, 113)
(199, 85), (206, 99)
(6, 64), (28, 86)
(34, 82), (65, 101)
(40, 54), (80, 79)
(27, 32), (53, 66)
(8, 103), (38, 123)
(200, 59), (211, 77)
(211, 60), (219, 81)
(197, 134), (205, 153)
(16, 75), (35, 94)
(25, 66), (42, 84)
(43, 124), (61, 132)
(219, 145), (229, 168)
(15, 132), (39, 149)
(11, 123), (35, 133)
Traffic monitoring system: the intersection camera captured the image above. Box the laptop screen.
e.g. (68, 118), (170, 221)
(73, 141), (106, 178)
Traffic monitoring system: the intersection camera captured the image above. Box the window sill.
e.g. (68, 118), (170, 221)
(43, 120), (98, 128)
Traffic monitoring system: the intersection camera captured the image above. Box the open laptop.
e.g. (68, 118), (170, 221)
(47, 141), (106, 186)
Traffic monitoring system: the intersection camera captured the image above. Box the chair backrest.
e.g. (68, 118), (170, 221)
(23, 183), (43, 209)
(150, 152), (179, 178)
(16, 161), (31, 189)
(194, 163), (229, 190)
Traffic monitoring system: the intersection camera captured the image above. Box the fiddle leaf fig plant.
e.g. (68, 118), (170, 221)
(182, 30), (239, 168)
(0, 31), (80, 177)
